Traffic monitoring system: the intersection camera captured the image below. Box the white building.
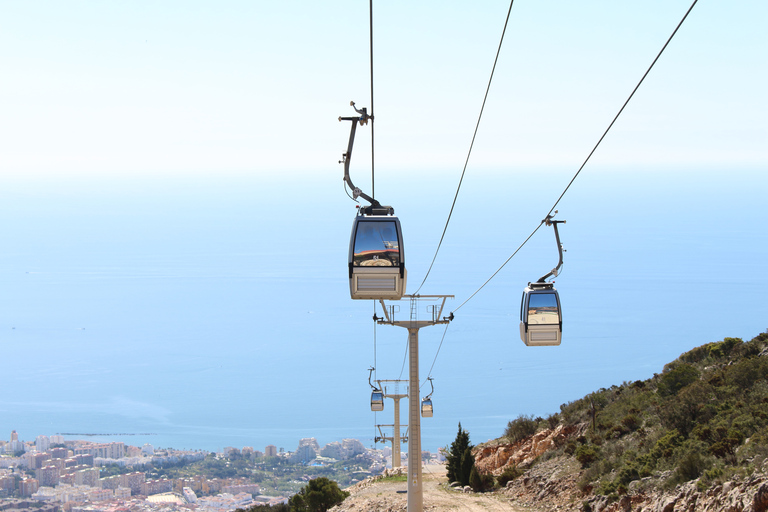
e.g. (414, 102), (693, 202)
(183, 487), (197, 503)
(35, 436), (50, 453)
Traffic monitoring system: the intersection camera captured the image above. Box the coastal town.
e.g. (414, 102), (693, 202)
(0, 431), (444, 512)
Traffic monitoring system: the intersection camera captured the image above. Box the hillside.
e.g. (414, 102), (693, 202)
(338, 331), (768, 511)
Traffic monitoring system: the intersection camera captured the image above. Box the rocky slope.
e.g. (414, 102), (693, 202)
(477, 424), (768, 512)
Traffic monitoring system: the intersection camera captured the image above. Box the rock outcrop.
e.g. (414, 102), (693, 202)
(475, 424), (586, 475)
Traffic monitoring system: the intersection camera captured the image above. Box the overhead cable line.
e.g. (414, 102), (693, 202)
(422, 322), (450, 388)
(544, 0), (700, 218)
(369, 0), (376, 199)
(452, 0), (699, 314)
(413, 0), (517, 294)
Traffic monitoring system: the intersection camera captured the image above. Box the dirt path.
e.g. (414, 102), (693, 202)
(331, 464), (539, 512)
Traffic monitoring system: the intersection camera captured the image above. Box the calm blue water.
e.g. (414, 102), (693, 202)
(1, 167), (766, 453)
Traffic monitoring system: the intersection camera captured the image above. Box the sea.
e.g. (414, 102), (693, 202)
(1, 166), (766, 454)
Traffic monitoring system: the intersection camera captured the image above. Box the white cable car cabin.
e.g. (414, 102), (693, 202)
(349, 214), (407, 300)
(519, 282), (562, 346)
(420, 398), (433, 418)
(371, 390), (384, 412)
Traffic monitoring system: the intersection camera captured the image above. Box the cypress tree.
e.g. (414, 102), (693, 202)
(446, 422), (474, 486)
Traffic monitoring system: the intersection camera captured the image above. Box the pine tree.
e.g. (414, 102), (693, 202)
(446, 422), (474, 486)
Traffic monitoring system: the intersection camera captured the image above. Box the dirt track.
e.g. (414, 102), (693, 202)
(331, 464), (539, 512)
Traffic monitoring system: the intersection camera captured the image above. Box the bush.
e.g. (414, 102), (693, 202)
(288, 477), (349, 512)
(615, 463), (640, 488)
(468, 466), (495, 492)
(708, 337), (743, 359)
(505, 414), (538, 444)
(575, 445), (599, 468)
(496, 465), (523, 487)
(469, 466), (481, 491)
(658, 364), (700, 397)
(621, 414), (642, 432)
(673, 448), (708, 484)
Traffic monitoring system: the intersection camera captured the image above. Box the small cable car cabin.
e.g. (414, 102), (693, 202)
(349, 212), (407, 300)
(371, 390), (384, 412)
(421, 398), (433, 418)
(519, 282), (562, 346)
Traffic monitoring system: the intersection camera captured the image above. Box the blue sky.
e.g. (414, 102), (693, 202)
(1, 0), (765, 176)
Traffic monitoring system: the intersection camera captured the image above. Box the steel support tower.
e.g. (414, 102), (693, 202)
(375, 379), (408, 467)
(376, 295), (453, 512)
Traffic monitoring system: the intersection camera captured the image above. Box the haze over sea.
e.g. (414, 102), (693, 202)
(2, 167), (766, 454)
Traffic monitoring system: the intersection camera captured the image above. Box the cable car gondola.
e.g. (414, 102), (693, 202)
(420, 398), (433, 417)
(520, 282), (562, 346)
(340, 102), (407, 300)
(519, 214), (566, 346)
(371, 389), (384, 412)
(349, 211), (406, 300)
(420, 377), (434, 417)
(368, 367), (384, 412)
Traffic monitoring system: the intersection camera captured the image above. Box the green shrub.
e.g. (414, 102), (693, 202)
(288, 477), (349, 512)
(672, 448), (708, 484)
(496, 465), (523, 487)
(469, 466), (481, 491)
(575, 445), (599, 468)
(708, 338), (743, 360)
(680, 345), (710, 364)
(504, 414), (538, 444)
(621, 414), (642, 432)
(615, 463), (640, 488)
(658, 364), (700, 397)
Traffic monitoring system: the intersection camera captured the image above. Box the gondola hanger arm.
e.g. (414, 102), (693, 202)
(339, 102), (391, 214)
(424, 377), (434, 399)
(537, 212), (566, 283)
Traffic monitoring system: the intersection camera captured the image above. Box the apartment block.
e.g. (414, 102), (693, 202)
(118, 472), (145, 495)
(35, 436), (50, 453)
(87, 488), (113, 501)
(140, 479), (172, 496)
(73, 468), (99, 487)
(48, 448), (68, 460)
(98, 475), (119, 490)
(36, 466), (60, 487)
(20, 478), (39, 497)
(0, 475), (16, 493)
(114, 487), (131, 499)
